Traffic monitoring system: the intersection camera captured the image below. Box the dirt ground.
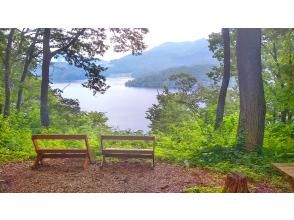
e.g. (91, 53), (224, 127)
(0, 158), (289, 193)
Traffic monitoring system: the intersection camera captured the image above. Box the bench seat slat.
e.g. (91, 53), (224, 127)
(37, 149), (87, 154)
(40, 153), (87, 159)
(103, 148), (153, 155)
(101, 135), (155, 141)
(272, 163), (294, 178)
(32, 134), (87, 140)
(103, 154), (153, 159)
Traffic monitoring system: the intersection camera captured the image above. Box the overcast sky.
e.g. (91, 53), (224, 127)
(1, 0), (292, 61)
(103, 26), (221, 61)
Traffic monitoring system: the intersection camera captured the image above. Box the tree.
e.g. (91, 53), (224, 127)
(39, 28), (148, 127)
(169, 73), (197, 93)
(207, 30), (237, 84)
(3, 29), (15, 117)
(236, 28), (266, 151)
(215, 28), (231, 129)
(16, 29), (41, 111)
(262, 29), (294, 123)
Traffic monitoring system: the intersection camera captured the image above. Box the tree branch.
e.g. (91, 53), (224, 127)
(51, 29), (86, 56)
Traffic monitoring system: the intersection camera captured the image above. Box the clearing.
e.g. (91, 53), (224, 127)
(0, 159), (288, 193)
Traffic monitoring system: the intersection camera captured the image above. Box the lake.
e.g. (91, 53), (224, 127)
(52, 77), (160, 132)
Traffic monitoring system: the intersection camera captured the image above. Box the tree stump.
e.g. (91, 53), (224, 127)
(223, 172), (250, 193)
(0, 180), (8, 192)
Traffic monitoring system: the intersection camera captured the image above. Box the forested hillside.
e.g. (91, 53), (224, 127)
(125, 64), (215, 88)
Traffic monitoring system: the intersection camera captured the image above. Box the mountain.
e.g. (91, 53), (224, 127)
(33, 38), (217, 83)
(104, 38), (217, 76)
(125, 64), (214, 88)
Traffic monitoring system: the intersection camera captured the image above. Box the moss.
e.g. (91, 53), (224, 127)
(183, 186), (224, 193)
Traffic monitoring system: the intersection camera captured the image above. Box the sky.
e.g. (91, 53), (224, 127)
(103, 26), (221, 61)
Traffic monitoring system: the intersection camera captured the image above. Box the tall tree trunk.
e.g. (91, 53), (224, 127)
(3, 29), (15, 117)
(40, 28), (51, 127)
(236, 28), (266, 151)
(16, 29), (39, 111)
(215, 28), (231, 129)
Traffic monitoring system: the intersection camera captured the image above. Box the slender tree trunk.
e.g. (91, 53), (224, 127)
(280, 82), (287, 122)
(281, 109), (287, 122)
(215, 28), (231, 129)
(16, 56), (30, 111)
(236, 28), (266, 151)
(40, 28), (51, 127)
(288, 112), (292, 122)
(3, 29), (15, 117)
(16, 30), (39, 111)
(15, 28), (26, 56)
(271, 42), (288, 123)
(272, 110), (277, 123)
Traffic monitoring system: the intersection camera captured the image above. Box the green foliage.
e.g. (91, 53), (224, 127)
(147, 71), (293, 184)
(262, 28), (294, 122)
(207, 29), (237, 84)
(183, 186), (223, 193)
(153, 114), (293, 181)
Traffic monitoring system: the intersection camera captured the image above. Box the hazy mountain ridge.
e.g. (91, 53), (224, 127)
(104, 38), (217, 76)
(34, 38), (217, 83)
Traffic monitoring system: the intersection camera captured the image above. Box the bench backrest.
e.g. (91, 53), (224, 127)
(32, 134), (90, 152)
(100, 135), (155, 150)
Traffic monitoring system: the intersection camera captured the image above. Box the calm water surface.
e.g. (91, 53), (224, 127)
(52, 77), (160, 131)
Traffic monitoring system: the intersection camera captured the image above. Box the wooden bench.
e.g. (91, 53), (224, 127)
(272, 163), (294, 191)
(32, 134), (93, 169)
(100, 135), (155, 169)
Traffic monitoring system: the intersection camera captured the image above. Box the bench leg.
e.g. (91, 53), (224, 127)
(39, 157), (44, 165)
(152, 155), (155, 169)
(31, 155), (42, 170)
(83, 156), (90, 169)
(290, 178), (294, 192)
(89, 156), (95, 164)
(100, 156), (105, 167)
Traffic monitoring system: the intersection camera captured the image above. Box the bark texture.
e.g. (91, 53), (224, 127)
(215, 28), (231, 129)
(3, 29), (15, 117)
(236, 28), (266, 151)
(40, 28), (51, 127)
(223, 172), (249, 193)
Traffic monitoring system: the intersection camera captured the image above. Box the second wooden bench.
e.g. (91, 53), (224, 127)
(100, 135), (155, 169)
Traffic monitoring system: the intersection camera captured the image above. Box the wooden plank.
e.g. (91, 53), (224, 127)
(32, 134), (87, 140)
(32, 139), (40, 151)
(101, 135), (155, 141)
(40, 153), (87, 158)
(37, 149), (87, 154)
(272, 163), (294, 179)
(103, 148), (153, 155)
(103, 153), (153, 159)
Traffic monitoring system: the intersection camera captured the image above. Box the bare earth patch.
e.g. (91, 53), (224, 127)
(0, 159), (288, 193)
